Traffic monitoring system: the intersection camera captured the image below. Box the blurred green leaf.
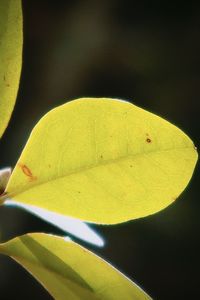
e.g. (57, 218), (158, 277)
(0, 0), (22, 138)
(4, 98), (198, 223)
(0, 233), (151, 300)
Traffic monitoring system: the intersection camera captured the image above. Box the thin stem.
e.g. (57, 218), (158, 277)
(0, 192), (9, 204)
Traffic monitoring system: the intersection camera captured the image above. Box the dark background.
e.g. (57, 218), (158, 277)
(0, 0), (199, 299)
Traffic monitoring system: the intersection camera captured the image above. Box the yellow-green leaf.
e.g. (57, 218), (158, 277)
(0, 0), (22, 138)
(0, 233), (151, 300)
(4, 98), (198, 223)
(1, 167), (103, 246)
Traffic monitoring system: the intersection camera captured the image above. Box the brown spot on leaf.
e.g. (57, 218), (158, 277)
(146, 137), (152, 143)
(130, 165), (133, 168)
(18, 163), (37, 181)
(100, 155), (103, 159)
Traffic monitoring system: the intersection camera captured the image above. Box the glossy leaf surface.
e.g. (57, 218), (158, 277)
(0, 0), (22, 138)
(0, 168), (104, 246)
(0, 233), (151, 300)
(5, 200), (104, 246)
(5, 98), (198, 224)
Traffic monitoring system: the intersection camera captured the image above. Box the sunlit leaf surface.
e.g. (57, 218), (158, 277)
(1, 169), (104, 246)
(4, 98), (198, 224)
(0, 233), (151, 300)
(0, 0), (22, 138)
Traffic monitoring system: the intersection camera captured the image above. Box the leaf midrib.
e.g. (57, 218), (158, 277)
(11, 255), (100, 300)
(5, 144), (195, 199)
(0, 236), (97, 296)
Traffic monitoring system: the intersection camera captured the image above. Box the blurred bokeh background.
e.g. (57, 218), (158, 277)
(0, 0), (199, 299)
